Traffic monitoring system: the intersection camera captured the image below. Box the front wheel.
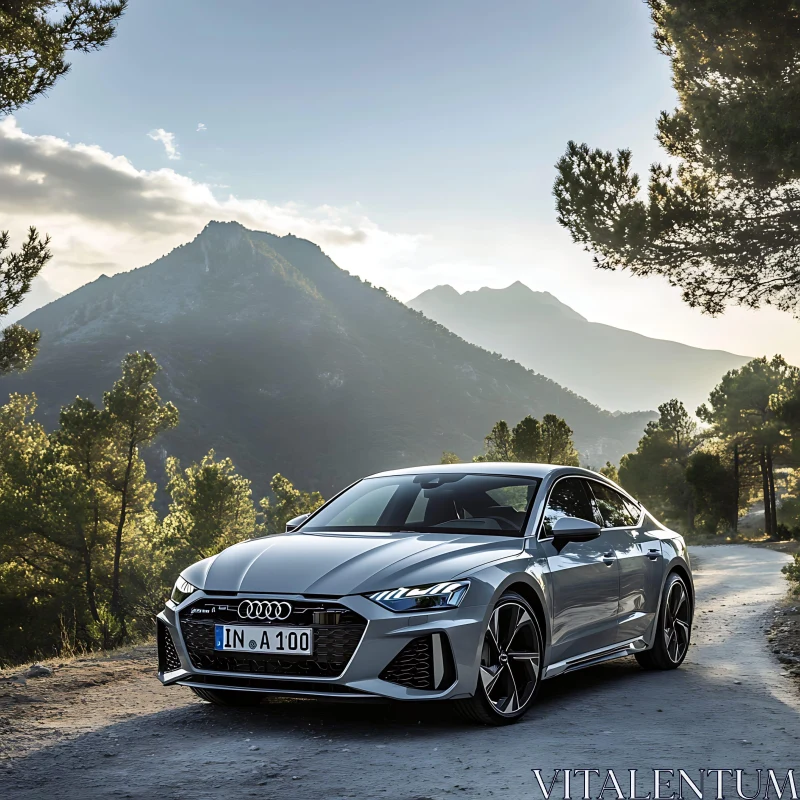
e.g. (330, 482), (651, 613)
(190, 687), (264, 706)
(454, 591), (543, 725)
(636, 572), (692, 671)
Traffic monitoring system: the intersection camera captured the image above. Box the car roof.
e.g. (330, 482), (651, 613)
(366, 462), (608, 481)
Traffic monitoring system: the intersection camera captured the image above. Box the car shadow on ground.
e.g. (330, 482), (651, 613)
(3, 655), (651, 768)
(0, 652), (790, 800)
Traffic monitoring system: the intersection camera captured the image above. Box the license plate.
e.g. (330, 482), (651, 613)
(214, 625), (313, 655)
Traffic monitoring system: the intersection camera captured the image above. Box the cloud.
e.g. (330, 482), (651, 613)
(196, 123), (207, 132)
(0, 117), (421, 297)
(147, 128), (180, 160)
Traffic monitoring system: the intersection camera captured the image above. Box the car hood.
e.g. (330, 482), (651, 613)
(185, 531), (523, 596)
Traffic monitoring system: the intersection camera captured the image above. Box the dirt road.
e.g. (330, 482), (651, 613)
(1, 545), (798, 800)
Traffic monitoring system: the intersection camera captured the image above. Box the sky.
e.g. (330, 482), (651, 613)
(4, 0), (799, 362)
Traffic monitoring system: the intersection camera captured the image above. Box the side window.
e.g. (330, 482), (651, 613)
(541, 478), (595, 537)
(590, 483), (638, 528)
(623, 496), (642, 523)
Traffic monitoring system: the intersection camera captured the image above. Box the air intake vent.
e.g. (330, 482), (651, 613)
(379, 633), (455, 690)
(158, 619), (182, 673)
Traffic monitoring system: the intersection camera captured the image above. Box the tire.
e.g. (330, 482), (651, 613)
(190, 687), (264, 706)
(454, 591), (543, 725)
(636, 572), (692, 671)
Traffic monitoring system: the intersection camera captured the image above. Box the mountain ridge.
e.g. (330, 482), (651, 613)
(408, 283), (750, 413)
(6, 222), (655, 495)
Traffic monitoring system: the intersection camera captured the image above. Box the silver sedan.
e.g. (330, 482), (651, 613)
(157, 464), (694, 725)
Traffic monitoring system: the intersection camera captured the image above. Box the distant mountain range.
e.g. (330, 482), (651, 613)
(408, 283), (750, 413)
(3, 222), (654, 496)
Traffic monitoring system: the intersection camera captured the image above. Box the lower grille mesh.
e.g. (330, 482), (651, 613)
(380, 636), (434, 689)
(158, 620), (181, 673)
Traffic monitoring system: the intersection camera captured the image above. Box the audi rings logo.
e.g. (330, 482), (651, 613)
(237, 600), (293, 621)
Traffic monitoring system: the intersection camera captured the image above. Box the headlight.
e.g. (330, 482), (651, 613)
(368, 581), (470, 612)
(171, 576), (198, 605)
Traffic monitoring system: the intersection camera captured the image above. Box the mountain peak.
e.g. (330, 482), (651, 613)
(409, 281), (587, 323)
(410, 284), (461, 303)
(201, 219), (246, 233)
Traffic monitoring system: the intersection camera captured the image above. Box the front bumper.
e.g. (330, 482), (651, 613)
(157, 591), (487, 702)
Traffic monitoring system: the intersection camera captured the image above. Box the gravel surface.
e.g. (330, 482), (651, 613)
(0, 544), (798, 800)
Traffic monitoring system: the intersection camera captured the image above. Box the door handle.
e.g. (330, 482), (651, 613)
(602, 551), (616, 566)
(646, 550), (660, 560)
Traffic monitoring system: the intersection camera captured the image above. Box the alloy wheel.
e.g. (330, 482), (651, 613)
(479, 600), (541, 716)
(663, 578), (691, 664)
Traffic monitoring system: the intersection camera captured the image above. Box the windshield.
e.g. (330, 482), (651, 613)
(301, 473), (540, 536)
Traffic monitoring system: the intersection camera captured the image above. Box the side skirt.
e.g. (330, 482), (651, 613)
(542, 637), (648, 679)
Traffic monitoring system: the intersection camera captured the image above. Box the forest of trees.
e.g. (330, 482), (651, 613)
(616, 356), (800, 540)
(457, 359), (800, 549)
(6, 349), (799, 666)
(0, 352), (325, 665)
(443, 413), (580, 467)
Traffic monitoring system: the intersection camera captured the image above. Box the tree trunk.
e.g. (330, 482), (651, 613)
(686, 493), (695, 533)
(81, 545), (101, 625)
(82, 460), (109, 647)
(766, 446), (778, 537)
(109, 442), (135, 637)
(732, 443), (739, 532)
(760, 447), (772, 538)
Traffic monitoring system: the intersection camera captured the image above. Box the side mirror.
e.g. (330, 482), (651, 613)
(550, 516), (601, 547)
(285, 513), (310, 532)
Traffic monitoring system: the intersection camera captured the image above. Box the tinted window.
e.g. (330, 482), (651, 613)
(623, 496), (642, 522)
(324, 484), (398, 527)
(542, 478), (595, 536)
(303, 473), (540, 536)
(590, 483), (638, 528)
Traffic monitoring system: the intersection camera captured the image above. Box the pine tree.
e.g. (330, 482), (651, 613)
(0, 1), (125, 373)
(474, 414), (580, 466)
(162, 450), (258, 563)
(698, 356), (799, 538)
(103, 352), (178, 632)
(553, 2), (800, 314)
(260, 474), (324, 535)
(619, 400), (697, 530)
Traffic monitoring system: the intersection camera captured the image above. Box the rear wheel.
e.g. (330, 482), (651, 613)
(636, 572), (692, 670)
(454, 591), (543, 725)
(190, 687), (264, 706)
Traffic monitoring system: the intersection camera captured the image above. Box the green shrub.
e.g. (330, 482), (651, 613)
(783, 554), (800, 595)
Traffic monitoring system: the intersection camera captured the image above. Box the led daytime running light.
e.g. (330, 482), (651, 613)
(369, 580), (469, 612)
(371, 582), (465, 603)
(171, 576), (197, 604)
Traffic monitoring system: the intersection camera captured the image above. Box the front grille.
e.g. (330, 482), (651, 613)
(157, 619), (181, 672)
(380, 634), (456, 691)
(178, 598), (367, 678)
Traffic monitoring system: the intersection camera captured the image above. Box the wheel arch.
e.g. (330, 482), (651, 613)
(503, 580), (548, 651)
(641, 556), (694, 650)
(665, 561), (695, 616)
